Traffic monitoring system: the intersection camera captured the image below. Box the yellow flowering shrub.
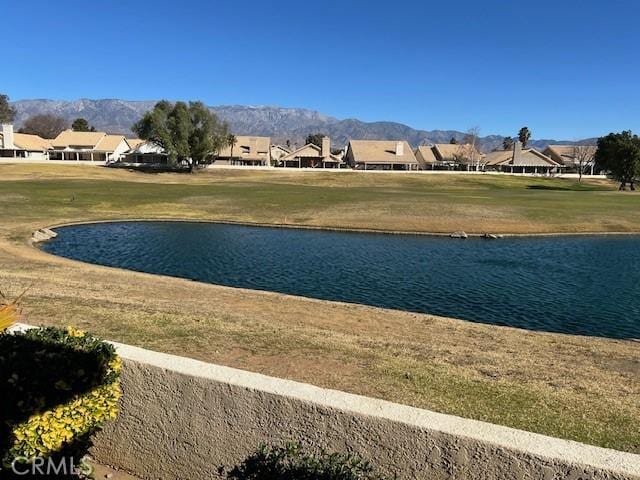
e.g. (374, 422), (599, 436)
(0, 326), (121, 467)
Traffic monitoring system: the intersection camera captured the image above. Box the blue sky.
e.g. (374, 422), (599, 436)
(4, 0), (639, 139)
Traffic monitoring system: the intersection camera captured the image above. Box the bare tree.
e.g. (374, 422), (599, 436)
(19, 114), (68, 139)
(459, 126), (481, 171)
(572, 145), (597, 181)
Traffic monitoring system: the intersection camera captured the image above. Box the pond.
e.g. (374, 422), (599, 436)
(41, 221), (640, 339)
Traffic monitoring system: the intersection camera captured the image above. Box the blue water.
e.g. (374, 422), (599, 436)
(42, 222), (640, 339)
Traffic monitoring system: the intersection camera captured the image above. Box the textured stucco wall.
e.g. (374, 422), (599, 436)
(91, 343), (640, 480)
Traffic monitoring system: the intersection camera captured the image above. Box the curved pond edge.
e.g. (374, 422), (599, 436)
(30, 219), (640, 342)
(30, 217), (640, 243)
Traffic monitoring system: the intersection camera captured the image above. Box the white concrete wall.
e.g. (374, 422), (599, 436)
(23, 151), (49, 160)
(90, 340), (640, 480)
(108, 139), (131, 162)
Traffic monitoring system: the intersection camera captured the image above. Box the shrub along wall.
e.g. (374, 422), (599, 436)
(0, 326), (121, 472)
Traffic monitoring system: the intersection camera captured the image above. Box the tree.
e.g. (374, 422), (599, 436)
(226, 133), (237, 159)
(71, 118), (96, 132)
(518, 127), (531, 148)
(168, 101), (191, 161)
(449, 137), (458, 144)
(132, 100), (228, 168)
(595, 131), (640, 190)
(461, 126), (481, 171)
(572, 144), (597, 182)
(132, 100), (173, 153)
(502, 137), (514, 151)
(305, 133), (326, 148)
(18, 114), (67, 139)
(0, 94), (16, 123)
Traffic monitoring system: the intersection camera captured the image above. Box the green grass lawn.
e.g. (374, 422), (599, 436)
(0, 164), (638, 454)
(2, 165), (640, 238)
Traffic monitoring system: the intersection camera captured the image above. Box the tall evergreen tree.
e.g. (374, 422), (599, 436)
(502, 137), (514, 151)
(0, 94), (16, 123)
(305, 133), (326, 148)
(71, 118), (96, 132)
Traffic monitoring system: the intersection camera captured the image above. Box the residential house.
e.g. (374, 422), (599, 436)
(125, 138), (146, 150)
(543, 144), (598, 174)
(49, 130), (130, 162)
(344, 140), (418, 170)
(414, 145), (438, 169)
(431, 143), (485, 170)
(270, 144), (291, 163)
(484, 141), (562, 174)
(215, 135), (271, 166)
(0, 124), (51, 159)
(120, 141), (168, 165)
(279, 136), (343, 168)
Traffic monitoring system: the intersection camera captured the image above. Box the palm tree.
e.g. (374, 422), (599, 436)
(518, 127), (531, 148)
(226, 134), (237, 164)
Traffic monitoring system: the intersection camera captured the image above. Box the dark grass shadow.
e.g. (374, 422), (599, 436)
(105, 164), (193, 174)
(526, 184), (576, 191)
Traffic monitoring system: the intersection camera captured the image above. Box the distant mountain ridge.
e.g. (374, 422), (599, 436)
(10, 99), (595, 152)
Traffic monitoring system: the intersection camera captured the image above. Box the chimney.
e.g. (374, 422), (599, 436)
(1, 124), (15, 149)
(396, 141), (404, 156)
(513, 140), (522, 162)
(321, 136), (330, 157)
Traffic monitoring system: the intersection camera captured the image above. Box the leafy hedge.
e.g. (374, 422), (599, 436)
(0, 326), (121, 468)
(226, 442), (392, 480)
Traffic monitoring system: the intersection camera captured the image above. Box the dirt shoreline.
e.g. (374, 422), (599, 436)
(38, 217), (640, 239)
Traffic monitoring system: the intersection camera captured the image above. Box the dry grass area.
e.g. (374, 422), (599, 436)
(0, 164), (638, 453)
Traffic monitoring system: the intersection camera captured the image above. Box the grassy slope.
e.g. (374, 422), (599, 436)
(2, 164), (640, 237)
(0, 164), (638, 453)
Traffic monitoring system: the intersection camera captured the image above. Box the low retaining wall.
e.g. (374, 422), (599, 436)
(90, 341), (640, 480)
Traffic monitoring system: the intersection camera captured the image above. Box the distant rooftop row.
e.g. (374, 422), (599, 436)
(0, 124), (596, 174)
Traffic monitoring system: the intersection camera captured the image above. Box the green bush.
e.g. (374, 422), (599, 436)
(0, 326), (121, 472)
(226, 442), (393, 480)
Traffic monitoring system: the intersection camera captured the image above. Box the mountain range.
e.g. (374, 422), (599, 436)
(10, 99), (594, 152)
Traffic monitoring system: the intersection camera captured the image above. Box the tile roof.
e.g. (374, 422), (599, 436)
(432, 143), (484, 164)
(126, 138), (146, 150)
(94, 134), (126, 152)
(347, 140), (417, 164)
(1, 132), (52, 151)
(281, 143), (342, 162)
(544, 145), (597, 166)
(415, 146), (438, 165)
(485, 149), (561, 167)
(52, 130), (107, 148)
